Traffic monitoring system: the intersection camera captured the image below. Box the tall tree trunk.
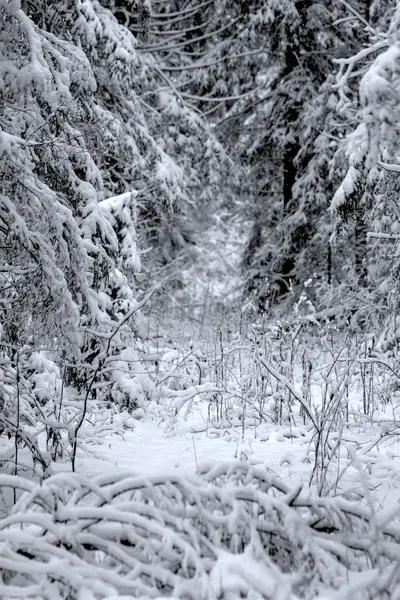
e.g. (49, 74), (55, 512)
(355, 216), (368, 287)
(278, 139), (301, 295)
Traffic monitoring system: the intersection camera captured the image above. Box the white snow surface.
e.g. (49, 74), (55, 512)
(78, 415), (307, 482)
(76, 401), (400, 515)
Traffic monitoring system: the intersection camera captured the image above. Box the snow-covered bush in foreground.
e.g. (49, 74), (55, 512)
(0, 461), (399, 599)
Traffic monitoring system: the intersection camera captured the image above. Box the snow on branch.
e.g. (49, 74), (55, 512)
(0, 462), (399, 598)
(378, 160), (400, 173)
(332, 7), (400, 222)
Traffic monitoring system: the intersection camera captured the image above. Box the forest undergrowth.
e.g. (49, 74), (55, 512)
(2, 293), (400, 599)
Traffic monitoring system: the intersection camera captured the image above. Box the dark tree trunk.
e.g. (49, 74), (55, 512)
(355, 217), (368, 287)
(283, 141), (300, 214)
(277, 139), (301, 295)
(327, 239), (332, 286)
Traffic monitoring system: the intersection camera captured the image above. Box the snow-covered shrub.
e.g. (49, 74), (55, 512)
(0, 461), (399, 599)
(0, 346), (134, 474)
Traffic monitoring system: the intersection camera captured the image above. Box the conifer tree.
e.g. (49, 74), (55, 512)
(1, 0), (208, 459)
(333, 1), (400, 331)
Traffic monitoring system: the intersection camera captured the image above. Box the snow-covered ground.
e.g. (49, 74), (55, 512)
(2, 395), (400, 599)
(76, 401), (400, 518)
(79, 416), (309, 481)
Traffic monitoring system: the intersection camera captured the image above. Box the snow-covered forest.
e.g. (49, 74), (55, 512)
(2, 0), (400, 597)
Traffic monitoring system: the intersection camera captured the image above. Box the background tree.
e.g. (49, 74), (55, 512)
(124, 0), (382, 315)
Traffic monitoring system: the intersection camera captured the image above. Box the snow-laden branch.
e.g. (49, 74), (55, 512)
(378, 160), (400, 173)
(1, 462), (400, 598)
(258, 357), (318, 429)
